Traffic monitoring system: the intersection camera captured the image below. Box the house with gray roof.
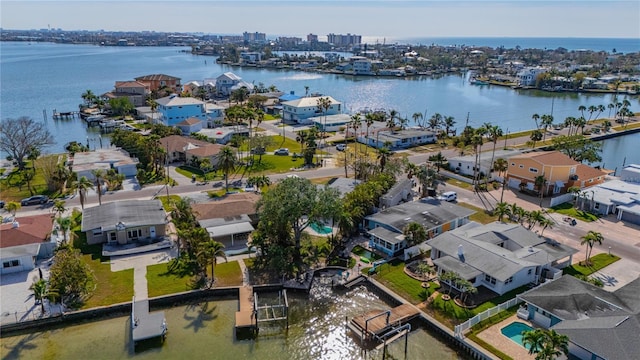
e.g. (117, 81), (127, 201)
(361, 128), (437, 150)
(518, 275), (640, 360)
(365, 198), (474, 256)
(428, 222), (577, 295)
(448, 149), (525, 181)
(579, 167), (640, 225)
(81, 200), (167, 245)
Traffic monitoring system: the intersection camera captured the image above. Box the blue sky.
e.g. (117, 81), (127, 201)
(2, 1), (639, 39)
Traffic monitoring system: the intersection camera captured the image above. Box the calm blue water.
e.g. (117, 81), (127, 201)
(1, 41), (638, 157)
(392, 37), (640, 53)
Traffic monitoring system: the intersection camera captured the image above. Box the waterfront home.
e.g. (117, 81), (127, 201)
(448, 149), (525, 181)
(70, 148), (138, 180)
(192, 193), (260, 251)
(428, 222), (577, 296)
(205, 103), (225, 126)
(360, 129), (437, 150)
(518, 275), (640, 360)
(181, 81), (201, 97)
(579, 166), (640, 224)
(81, 200), (167, 245)
(0, 214), (55, 274)
(215, 72), (254, 97)
(156, 94), (207, 126)
(197, 125), (249, 145)
(176, 117), (204, 135)
(159, 135), (223, 165)
(102, 80), (150, 107)
(240, 52), (261, 63)
(365, 198), (474, 257)
(134, 74), (181, 94)
(310, 113), (353, 132)
(506, 151), (608, 195)
(281, 96), (342, 125)
(516, 67), (548, 86)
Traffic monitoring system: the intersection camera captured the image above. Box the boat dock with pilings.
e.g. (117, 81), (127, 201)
(131, 296), (167, 346)
(348, 303), (419, 354)
(234, 285), (290, 339)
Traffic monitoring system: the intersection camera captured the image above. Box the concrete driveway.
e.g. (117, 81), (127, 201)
(591, 257), (640, 291)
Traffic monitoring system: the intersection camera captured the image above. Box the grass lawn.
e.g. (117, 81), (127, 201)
(445, 178), (473, 190)
(147, 262), (196, 297)
(245, 154), (304, 174)
(175, 165), (223, 182)
(209, 260), (243, 287)
(241, 135), (299, 152)
(550, 202), (598, 222)
(372, 259), (437, 304)
(0, 158), (56, 202)
(73, 233), (134, 309)
(456, 202), (498, 224)
(156, 195), (181, 211)
(563, 253), (620, 276)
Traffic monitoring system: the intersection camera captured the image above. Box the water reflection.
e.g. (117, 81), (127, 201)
(1, 279), (464, 360)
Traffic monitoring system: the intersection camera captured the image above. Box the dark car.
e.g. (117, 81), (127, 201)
(0, 200), (5, 209)
(20, 195), (49, 206)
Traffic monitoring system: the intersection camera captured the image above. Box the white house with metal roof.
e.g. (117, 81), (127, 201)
(428, 222), (577, 295)
(281, 96), (342, 124)
(448, 149), (525, 181)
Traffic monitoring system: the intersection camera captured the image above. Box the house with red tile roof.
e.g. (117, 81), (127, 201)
(134, 74), (181, 94)
(0, 214), (55, 274)
(159, 135), (223, 165)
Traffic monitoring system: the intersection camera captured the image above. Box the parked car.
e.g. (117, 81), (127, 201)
(274, 148), (289, 156)
(437, 191), (457, 202)
(0, 200), (5, 209)
(20, 195), (49, 206)
(336, 144), (346, 151)
(250, 147), (265, 155)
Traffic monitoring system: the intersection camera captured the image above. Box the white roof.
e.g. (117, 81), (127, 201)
(156, 95), (204, 106)
(282, 96), (341, 108)
(206, 222), (254, 238)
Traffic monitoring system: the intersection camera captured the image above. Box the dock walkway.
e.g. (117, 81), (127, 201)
(234, 286), (255, 329)
(350, 303), (419, 339)
(131, 297), (167, 343)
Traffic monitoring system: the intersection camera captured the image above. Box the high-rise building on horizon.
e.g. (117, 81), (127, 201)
(243, 31), (266, 43)
(327, 33), (361, 46)
(307, 33), (318, 43)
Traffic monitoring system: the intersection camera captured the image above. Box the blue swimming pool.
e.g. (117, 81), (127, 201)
(501, 322), (534, 348)
(310, 222), (333, 235)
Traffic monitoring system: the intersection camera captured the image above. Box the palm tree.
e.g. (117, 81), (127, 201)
(428, 113), (443, 131)
(56, 216), (74, 244)
(52, 200), (66, 218)
(377, 146), (392, 172)
(403, 222), (427, 246)
(567, 186), (581, 208)
(316, 97), (332, 148)
(532, 113), (540, 129)
(247, 175), (271, 192)
(539, 217), (554, 236)
(296, 130), (308, 154)
(387, 109), (399, 133)
(471, 130), (485, 188)
(530, 130), (543, 148)
(5, 201), (21, 217)
(146, 98), (158, 123)
(412, 112), (423, 128)
(486, 125), (503, 184)
(364, 113), (375, 157)
(72, 176), (94, 210)
(444, 116), (456, 136)
(534, 174), (547, 206)
(30, 279), (58, 314)
(544, 329), (569, 359)
(197, 239), (227, 287)
(428, 152), (447, 172)
(493, 158), (509, 203)
(350, 113), (362, 174)
(540, 114), (553, 143)
(509, 203), (521, 222)
(92, 169), (107, 205)
(218, 147), (236, 192)
(494, 202), (511, 222)
(522, 329), (546, 355)
(581, 231), (604, 265)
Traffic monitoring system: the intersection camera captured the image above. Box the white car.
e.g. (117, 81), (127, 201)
(336, 144), (346, 151)
(274, 148), (289, 155)
(438, 191), (457, 202)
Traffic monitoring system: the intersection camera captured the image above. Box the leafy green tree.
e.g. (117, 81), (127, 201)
(247, 175), (271, 191)
(567, 186), (581, 208)
(428, 152), (447, 172)
(5, 201), (21, 217)
(403, 222), (428, 246)
(30, 279), (58, 314)
(108, 97), (134, 117)
(551, 134), (602, 163)
(48, 247), (96, 307)
(529, 129), (543, 148)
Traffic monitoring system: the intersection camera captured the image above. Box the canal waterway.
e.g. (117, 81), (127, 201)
(0, 282), (464, 360)
(1, 41), (637, 155)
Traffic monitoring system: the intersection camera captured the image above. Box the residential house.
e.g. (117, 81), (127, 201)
(192, 193), (260, 251)
(516, 67), (548, 86)
(365, 198), (475, 256)
(181, 81), (201, 97)
(518, 275), (640, 360)
(0, 214), (55, 274)
(156, 94), (207, 126)
(580, 166), (640, 224)
(176, 117), (204, 135)
(428, 222), (577, 296)
(70, 148), (138, 180)
(81, 200), (167, 245)
(311, 113), (353, 132)
(205, 103), (225, 127)
(349, 56), (373, 75)
(379, 178), (413, 209)
(448, 149), (525, 181)
(215, 72), (254, 97)
(281, 96), (341, 125)
(240, 52), (262, 63)
(159, 135), (223, 165)
(102, 80), (150, 107)
(134, 74), (181, 94)
(197, 126), (249, 145)
(360, 129), (437, 150)
(325, 177), (361, 198)
(506, 151), (607, 195)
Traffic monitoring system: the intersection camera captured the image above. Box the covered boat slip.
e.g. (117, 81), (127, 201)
(131, 297), (167, 344)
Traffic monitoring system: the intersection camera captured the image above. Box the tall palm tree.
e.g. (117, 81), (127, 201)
(581, 231), (604, 265)
(197, 239), (227, 287)
(72, 176), (94, 210)
(493, 158), (509, 203)
(486, 125), (503, 184)
(522, 329), (546, 355)
(567, 186), (581, 208)
(316, 97), (332, 149)
(377, 146), (391, 172)
(539, 217), (554, 236)
(218, 147), (236, 192)
(412, 112), (423, 128)
(540, 114), (553, 143)
(428, 113), (443, 131)
(471, 129), (485, 189)
(92, 169), (106, 205)
(494, 202), (511, 223)
(56, 216), (74, 244)
(146, 98), (158, 124)
(444, 116), (456, 136)
(296, 131), (308, 154)
(530, 130), (543, 148)
(534, 174), (547, 206)
(52, 200), (66, 218)
(544, 329), (569, 359)
(364, 113), (375, 157)
(387, 109), (399, 133)
(531, 113), (540, 129)
(350, 113), (361, 174)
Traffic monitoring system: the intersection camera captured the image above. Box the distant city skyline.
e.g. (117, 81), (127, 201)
(2, 1), (639, 40)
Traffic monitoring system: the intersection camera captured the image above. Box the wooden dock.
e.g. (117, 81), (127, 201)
(131, 297), (167, 344)
(235, 286), (256, 330)
(350, 304), (419, 340)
